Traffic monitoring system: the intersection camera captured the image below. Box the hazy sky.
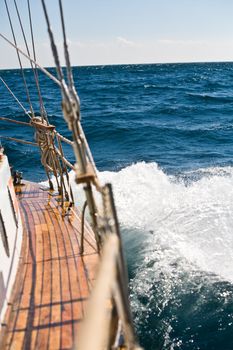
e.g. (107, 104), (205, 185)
(1, 0), (233, 69)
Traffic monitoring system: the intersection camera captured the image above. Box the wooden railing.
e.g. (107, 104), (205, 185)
(77, 234), (142, 350)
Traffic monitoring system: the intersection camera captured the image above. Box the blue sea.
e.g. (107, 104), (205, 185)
(1, 62), (233, 349)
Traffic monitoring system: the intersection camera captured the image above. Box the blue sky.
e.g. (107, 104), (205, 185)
(1, 0), (233, 68)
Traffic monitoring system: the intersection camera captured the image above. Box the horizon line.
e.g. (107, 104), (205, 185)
(1, 59), (233, 71)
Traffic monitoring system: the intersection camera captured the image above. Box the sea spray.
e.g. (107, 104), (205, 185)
(69, 162), (233, 349)
(94, 162), (233, 281)
(40, 160), (233, 348)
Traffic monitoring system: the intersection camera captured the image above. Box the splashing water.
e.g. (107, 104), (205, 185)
(99, 162), (233, 281)
(95, 162), (233, 349)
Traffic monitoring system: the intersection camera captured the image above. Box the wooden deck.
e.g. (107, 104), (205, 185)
(0, 182), (99, 349)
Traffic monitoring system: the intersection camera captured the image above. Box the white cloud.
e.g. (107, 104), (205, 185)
(116, 36), (137, 47)
(158, 39), (207, 46)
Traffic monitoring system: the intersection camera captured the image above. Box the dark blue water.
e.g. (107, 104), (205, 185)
(1, 62), (233, 349)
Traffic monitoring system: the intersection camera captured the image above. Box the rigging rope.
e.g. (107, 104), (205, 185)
(27, 0), (48, 123)
(41, 0), (101, 243)
(56, 133), (74, 203)
(0, 136), (37, 146)
(0, 33), (61, 87)
(4, 0), (34, 117)
(41, 0), (66, 88)
(54, 146), (74, 170)
(41, 0), (98, 181)
(13, 0), (48, 123)
(0, 116), (32, 126)
(32, 116), (74, 204)
(27, 0), (38, 72)
(59, 1), (98, 175)
(58, 0), (76, 97)
(55, 131), (73, 146)
(0, 1), (74, 208)
(0, 76), (31, 118)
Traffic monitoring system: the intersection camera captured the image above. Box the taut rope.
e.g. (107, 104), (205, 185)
(0, 77), (32, 119)
(13, 0), (48, 123)
(4, 0), (34, 116)
(0, 116), (31, 126)
(0, 33), (61, 88)
(0, 136), (37, 146)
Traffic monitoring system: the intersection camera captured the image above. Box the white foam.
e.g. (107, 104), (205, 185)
(94, 162), (233, 283)
(44, 162), (233, 282)
(40, 160), (231, 288)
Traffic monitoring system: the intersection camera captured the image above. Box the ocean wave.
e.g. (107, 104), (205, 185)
(67, 162), (233, 347)
(94, 162), (233, 348)
(187, 92), (233, 103)
(69, 161), (233, 283)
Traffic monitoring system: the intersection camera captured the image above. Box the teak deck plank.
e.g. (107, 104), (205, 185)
(1, 182), (99, 350)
